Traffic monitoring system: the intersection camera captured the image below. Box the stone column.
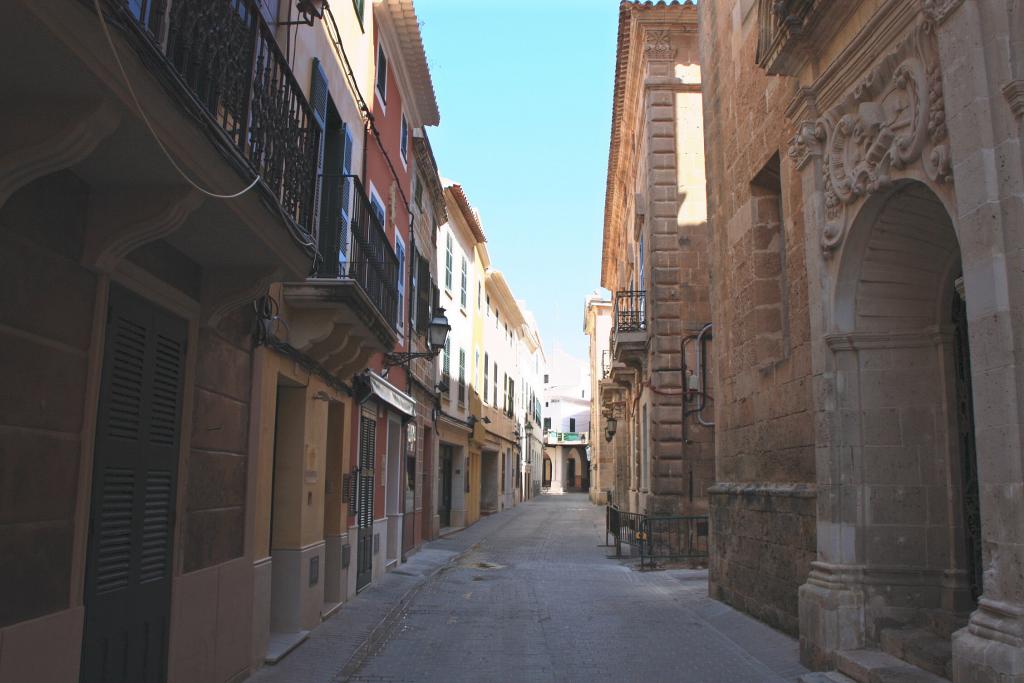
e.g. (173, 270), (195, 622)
(788, 120), (869, 669)
(931, 2), (1024, 679)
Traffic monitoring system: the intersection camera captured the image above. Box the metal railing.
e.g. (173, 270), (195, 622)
(605, 505), (709, 569)
(316, 176), (399, 330)
(613, 289), (647, 333)
(640, 516), (709, 567)
(110, 0), (321, 235)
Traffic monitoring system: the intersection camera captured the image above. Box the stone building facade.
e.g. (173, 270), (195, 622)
(601, 0), (714, 516)
(584, 294), (613, 503)
(700, 0), (1024, 680)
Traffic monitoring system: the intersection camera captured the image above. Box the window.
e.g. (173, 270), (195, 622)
(638, 234), (645, 291)
(410, 245), (418, 331)
(400, 115), (409, 164)
(395, 232), (405, 331)
(477, 282), (482, 309)
(493, 363), (498, 406)
(442, 338), (450, 380)
(543, 417), (551, 431)
(414, 174), (424, 210)
(484, 353), (489, 403)
(375, 43), (387, 105)
(458, 349), (466, 404)
(460, 257), (468, 308)
(569, 417), (576, 432)
(543, 374), (549, 384)
(445, 233), (453, 291)
(486, 295), (490, 317)
(369, 184), (386, 227)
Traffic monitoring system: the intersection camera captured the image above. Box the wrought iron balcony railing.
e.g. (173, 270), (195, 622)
(613, 289), (647, 334)
(316, 175), (399, 330)
(107, 0), (321, 235)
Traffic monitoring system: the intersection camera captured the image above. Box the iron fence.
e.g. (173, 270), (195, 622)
(640, 515), (709, 568)
(605, 505), (709, 568)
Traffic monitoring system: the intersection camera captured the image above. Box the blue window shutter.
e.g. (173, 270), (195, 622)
(339, 123), (354, 260)
(310, 59), (328, 240)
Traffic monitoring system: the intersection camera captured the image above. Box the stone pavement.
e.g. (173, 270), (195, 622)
(249, 494), (809, 682)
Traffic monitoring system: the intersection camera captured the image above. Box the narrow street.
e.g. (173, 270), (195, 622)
(252, 494), (807, 682)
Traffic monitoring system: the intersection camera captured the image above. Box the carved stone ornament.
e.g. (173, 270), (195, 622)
(922, 0), (965, 23)
(802, 20), (952, 255)
(645, 29), (676, 60)
(787, 120), (825, 171)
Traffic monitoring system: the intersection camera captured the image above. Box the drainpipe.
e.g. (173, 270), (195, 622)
(696, 323), (714, 428)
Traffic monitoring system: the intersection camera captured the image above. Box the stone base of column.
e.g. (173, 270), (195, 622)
(951, 598), (1024, 682)
(798, 562), (866, 671)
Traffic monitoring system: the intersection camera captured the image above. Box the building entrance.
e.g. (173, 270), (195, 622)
(81, 286), (186, 683)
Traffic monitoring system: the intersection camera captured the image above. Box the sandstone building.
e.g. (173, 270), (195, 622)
(699, 0), (1024, 680)
(600, 0), (714, 517)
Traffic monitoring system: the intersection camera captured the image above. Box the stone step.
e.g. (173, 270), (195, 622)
(880, 627), (953, 679)
(835, 648), (949, 683)
(798, 672), (857, 683)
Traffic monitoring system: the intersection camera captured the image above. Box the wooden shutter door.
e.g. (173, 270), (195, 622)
(81, 285), (187, 683)
(339, 123), (354, 267)
(309, 59), (329, 244)
(356, 414), (376, 590)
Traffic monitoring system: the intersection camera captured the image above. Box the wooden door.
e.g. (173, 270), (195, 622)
(439, 447), (452, 528)
(81, 285), (187, 683)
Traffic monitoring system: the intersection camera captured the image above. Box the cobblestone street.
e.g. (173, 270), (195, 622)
(251, 494), (808, 682)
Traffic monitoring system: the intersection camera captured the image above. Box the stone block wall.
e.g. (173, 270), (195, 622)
(0, 172), (95, 627)
(183, 307), (254, 573)
(699, 0), (816, 631)
(708, 484), (816, 635)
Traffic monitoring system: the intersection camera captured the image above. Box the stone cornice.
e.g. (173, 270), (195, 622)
(824, 328), (952, 351)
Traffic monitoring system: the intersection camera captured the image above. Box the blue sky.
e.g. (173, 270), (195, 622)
(418, 0), (618, 361)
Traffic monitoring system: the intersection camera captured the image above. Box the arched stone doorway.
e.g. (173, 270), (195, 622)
(801, 181), (981, 669)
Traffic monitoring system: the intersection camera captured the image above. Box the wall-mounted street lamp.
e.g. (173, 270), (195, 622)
(280, 0), (326, 25)
(384, 308), (452, 367)
(604, 415), (618, 443)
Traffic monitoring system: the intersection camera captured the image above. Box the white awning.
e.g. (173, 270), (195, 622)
(366, 372), (415, 417)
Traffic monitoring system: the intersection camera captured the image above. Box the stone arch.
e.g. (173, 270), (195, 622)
(832, 181), (961, 334)
(820, 179), (979, 648)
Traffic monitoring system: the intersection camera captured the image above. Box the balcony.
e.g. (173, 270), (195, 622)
(2, 0), (322, 319)
(611, 289), (648, 368)
(110, 0), (320, 232)
(754, 0), (859, 75)
(546, 431), (589, 446)
(283, 176), (399, 379)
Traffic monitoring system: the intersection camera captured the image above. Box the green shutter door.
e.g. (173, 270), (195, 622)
(81, 285), (187, 683)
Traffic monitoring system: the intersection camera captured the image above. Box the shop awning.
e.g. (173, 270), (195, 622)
(364, 371), (416, 417)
